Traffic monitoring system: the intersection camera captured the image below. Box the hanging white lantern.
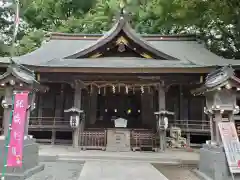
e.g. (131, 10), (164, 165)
(112, 85), (116, 93)
(141, 86), (144, 93)
(125, 86), (129, 94)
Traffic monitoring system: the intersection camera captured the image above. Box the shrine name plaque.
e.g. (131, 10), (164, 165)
(218, 122), (240, 173)
(106, 128), (131, 152)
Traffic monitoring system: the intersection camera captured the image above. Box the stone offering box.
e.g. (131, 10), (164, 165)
(106, 117), (130, 152)
(114, 118), (128, 128)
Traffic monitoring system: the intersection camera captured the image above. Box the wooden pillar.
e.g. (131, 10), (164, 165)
(72, 83), (82, 148)
(158, 86), (166, 110)
(51, 129), (56, 145)
(51, 84), (65, 145)
(55, 84), (65, 121)
(179, 84), (184, 121)
(82, 90), (89, 127)
(89, 87), (97, 125)
(3, 86), (13, 137)
(186, 132), (191, 147)
(37, 94), (43, 125)
(141, 92), (154, 128)
(158, 85), (167, 151)
(24, 92), (36, 136)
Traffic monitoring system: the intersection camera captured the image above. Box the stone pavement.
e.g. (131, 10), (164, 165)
(24, 145), (201, 180)
(39, 145), (199, 164)
(78, 161), (168, 180)
(27, 162), (84, 180)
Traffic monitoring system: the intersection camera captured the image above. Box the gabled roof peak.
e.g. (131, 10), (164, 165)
(62, 11), (180, 60)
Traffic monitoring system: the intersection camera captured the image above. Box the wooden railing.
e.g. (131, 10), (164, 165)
(170, 120), (210, 132)
(131, 129), (157, 152)
(29, 117), (70, 129)
(79, 128), (107, 150)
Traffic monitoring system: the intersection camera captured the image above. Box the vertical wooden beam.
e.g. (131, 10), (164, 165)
(24, 92), (36, 136)
(89, 87), (97, 125)
(158, 86), (166, 110)
(201, 97), (206, 128)
(158, 85), (167, 151)
(37, 94), (43, 125)
(51, 130), (56, 145)
(73, 82), (82, 148)
(50, 87), (57, 145)
(186, 132), (191, 147)
(179, 84), (184, 121)
(54, 84), (65, 119)
(141, 91), (155, 128)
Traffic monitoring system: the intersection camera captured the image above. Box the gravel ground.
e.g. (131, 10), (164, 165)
(152, 164), (201, 180)
(27, 162), (84, 180)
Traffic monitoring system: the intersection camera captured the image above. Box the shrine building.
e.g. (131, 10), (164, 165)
(0, 12), (240, 150)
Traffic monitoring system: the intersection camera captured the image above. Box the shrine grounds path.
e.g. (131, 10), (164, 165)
(26, 145), (201, 180)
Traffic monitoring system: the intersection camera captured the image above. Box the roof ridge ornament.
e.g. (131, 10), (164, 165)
(119, 0), (126, 15)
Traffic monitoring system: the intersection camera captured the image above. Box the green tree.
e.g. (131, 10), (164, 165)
(14, 0), (240, 59)
(180, 0), (240, 58)
(21, 0), (97, 30)
(0, 3), (12, 56)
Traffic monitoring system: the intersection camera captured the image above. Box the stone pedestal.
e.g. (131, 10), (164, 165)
(106, 128), (131, 152)
(197, 144), (240, 180)
(0, 138), (44, 180)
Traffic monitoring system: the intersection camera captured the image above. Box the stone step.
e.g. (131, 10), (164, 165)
(39, 154), (198, 166)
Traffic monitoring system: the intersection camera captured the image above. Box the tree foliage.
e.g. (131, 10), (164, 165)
(1, 0), (240, 59)
(0, 3), (12, 56)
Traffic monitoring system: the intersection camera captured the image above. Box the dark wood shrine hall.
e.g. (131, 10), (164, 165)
(1, 11), (240, 150)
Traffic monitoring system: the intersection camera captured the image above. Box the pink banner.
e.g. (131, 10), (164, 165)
(7, 92), (29, 167)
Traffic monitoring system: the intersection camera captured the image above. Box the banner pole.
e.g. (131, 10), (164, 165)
(1, 94), (15, 180)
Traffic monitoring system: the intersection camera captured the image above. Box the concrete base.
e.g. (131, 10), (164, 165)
(0, 138), (44, 180)
(197, 144), (240, 180)
(106, 128), (131, 152)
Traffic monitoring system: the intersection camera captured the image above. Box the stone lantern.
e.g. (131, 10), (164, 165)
(192, 65), (240, 180)
(193, 66), (240, 145)
(0, 62), (47, 179)
(64, 107), (84, 148)
(154, 110), (174, 152)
